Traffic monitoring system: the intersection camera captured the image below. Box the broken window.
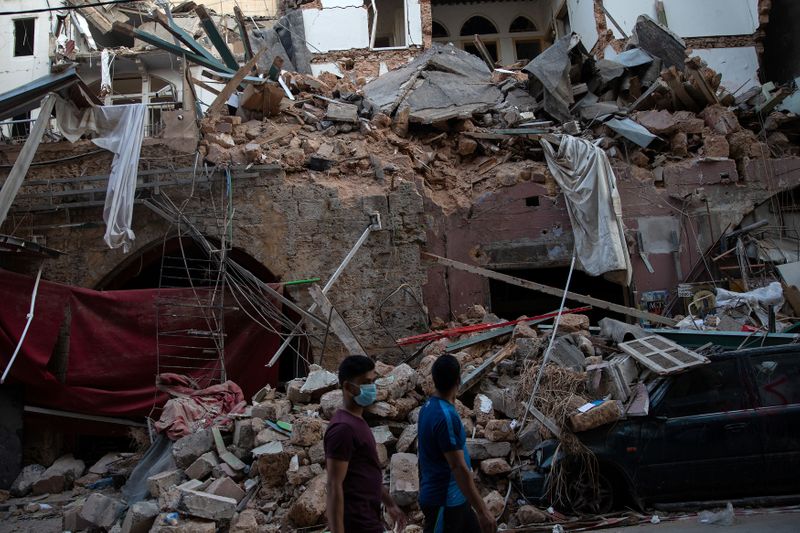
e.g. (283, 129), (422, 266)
(371, 0), (407, 48)
(14, 18), (35, 57)
(432, 21), (449, 39)
(460, 16), (498, 36)
(658, 359), (746, 417)
(514, 39), (543, 62)
(751, 353), (800, 407)
(464, 42), (498, 63)
(509, 16), (536, 33)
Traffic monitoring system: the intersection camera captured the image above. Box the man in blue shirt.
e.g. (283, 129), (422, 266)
(417, 354), (497, 533)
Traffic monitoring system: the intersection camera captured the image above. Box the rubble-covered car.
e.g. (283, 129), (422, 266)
(524, 344), (800, 513)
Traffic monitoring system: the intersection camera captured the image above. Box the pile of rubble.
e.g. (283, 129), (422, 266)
(3, 304), (708, 532)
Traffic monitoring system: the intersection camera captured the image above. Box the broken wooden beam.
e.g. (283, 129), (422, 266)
(423, 253), (677, 326)
(308, 284), (367, 356)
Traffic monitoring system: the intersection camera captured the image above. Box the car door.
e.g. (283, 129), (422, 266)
(747, 349), (800, 495)
(635, 357), (764, 502)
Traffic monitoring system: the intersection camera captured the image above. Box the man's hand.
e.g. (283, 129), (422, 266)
(386, 502), (407, 532)
(477, 508), (497, 533)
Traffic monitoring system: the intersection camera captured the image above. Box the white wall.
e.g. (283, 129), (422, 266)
(566, 0), (598, 50)
(0, 1), (53, 99)
(691, 47), (760, 94)
(604, 0), (758, 39)
(431, 0), (547, 64)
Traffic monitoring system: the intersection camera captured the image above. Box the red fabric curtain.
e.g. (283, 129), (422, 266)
(0, 269), (282, 418)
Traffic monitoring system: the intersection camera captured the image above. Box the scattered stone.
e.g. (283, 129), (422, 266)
(670, 131), (689, 157)
(703, 133), (730, 158)
(288, 473), (327, 527)
(291, 416), (325, 447)
(371, 425), (397, 447)
(255, 427), (288, 446)
(484, 490), (505, 518)
(121, 500), (159, 533)
(206, 476), (245, 503)
(466, 438), (512, 460)
(300, 367), (339, 400)
(376, 364), (418, 401)
(179, 490), (237, 521)
(10, 464), (45, 497)
(173, 429), (214, 469)
(150, 513), (215, 533)
(233, 418), (264, 450)
(32, 454), (85, 495)
(457, 137), (478, 156)
(89, 452), (125, 475)
(148, 469), (184, 498)
(635, 109), (677, 135)
(700, 105), (741, 135)
(251, 399), (292, 421)
(389, 453), (419, 507)
(366, 401), (398, 419)
(516, 505), (548, 524)
(473, 394), (495, 426)
(480, 458), (511, 476)
(308, 441), (326, 464)
(319, 389), (343, 419)
(255, 442), (290, 487)
(287, 378), (311, 404)
(484, 419), (515, 442)
(185, 451), (218, 480)
(78, 492), (127, 530)
(396, 424), (418, 453)
(556, 314), (590, 333)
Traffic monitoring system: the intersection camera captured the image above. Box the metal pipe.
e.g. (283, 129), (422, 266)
(1, 264), (44, 384)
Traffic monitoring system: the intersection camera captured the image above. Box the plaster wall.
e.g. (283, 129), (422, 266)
(691, 47), (761, 94)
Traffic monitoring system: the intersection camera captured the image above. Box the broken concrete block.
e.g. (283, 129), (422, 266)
(233, 418), (264, 449)
(78, 492), (127, 530)
(255, 442), (290, 487)
(251, 399), (292, 421)
(121, 500), (159, 533)
(700, 105), (741, 135)
(473, 394), (494, 426)
(255, 427), (288, 447)
(371, 425), (397, 448)
(205, 143), (230, 165)
(457, 137), (478, 156)
(389, 453), (419, 507)
(63, 501), (91, 531)
(308, 441), (326, 465)
(32, 454), (85, 494)
(670, 131), (689, 157)
(484, 490), (505, 518)
(147, 469), (184, 498)
(365, 400), (398, 419)
(288, 473), (327, 527)
(512, 321), (537, 340)
(291, 416), (325, 447)
(516, 505), (547, 524)
(207, 132), (236, 149)
(465, 438), (511, 461)
(483, 419), (515, 442)
(229, 509), (265, 533)
(150, 513), (215, 533)
(549, 336), (586, 370)
(206, 477), (245, 503)
(396, 424), (418, 453)
(635, 109), (677, 135)
(703, 133), (730, 158)
(517, 425), (543, 452)
(287, 464), (316, 486)
(673, 111), (705, 134)
(179, 489), (237, 521)
(300, 367), (339, 400)
(556, 314), (590, 333)
(376, 363), (417, 401)
(288, 378), (312, 404)
(185, 451), (218, 480)
(10, 464), (45, 497)
(173, 429), (214, 469)
(479, 458), (511, 476)
(319, 389), (343, 419)
(89, 452), (125, 475)
(325, 101), (359, 123)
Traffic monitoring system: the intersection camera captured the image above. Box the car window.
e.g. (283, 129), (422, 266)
(750, 352), (800, 407)
(659, 359), (746, 417)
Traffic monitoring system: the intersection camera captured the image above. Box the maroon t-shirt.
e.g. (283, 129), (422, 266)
(323, 409), (383, 533)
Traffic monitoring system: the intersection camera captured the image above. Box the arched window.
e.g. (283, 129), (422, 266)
(509, 16), (537, 33)
(460, 16), (498, 36)
(432, 21), (449, 38)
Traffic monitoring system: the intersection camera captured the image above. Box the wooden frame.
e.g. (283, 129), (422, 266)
(618, 335), (709, 375)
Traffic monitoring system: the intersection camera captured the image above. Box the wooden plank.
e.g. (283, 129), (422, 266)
(207, 47), (266, 115)
(458, 341), (517, 394)
(627, 79), (665, 112)
(424, 253), (678, 326)
(685, 59), (719, 105)
(618, 335), (707, 375)
(308, 285), (367, 356)
(192, 77), (221, 95)
(662, 67), (699, 111)
(525, 404), (562, 439)
(445, 325), (514, 352)
(472, 34), (495, 70)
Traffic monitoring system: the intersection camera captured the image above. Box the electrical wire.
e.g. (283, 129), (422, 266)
(0, 0), (140, 15)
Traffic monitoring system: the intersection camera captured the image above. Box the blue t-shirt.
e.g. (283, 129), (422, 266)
(417, 396), (472, 507)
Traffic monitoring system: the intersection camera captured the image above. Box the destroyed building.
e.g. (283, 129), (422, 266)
(1, 0), (800, 531)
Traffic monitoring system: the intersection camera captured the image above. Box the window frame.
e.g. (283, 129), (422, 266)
(747, 351), (800, 408)
(512, 36), (548, 62)
(13, 17), (36, 58)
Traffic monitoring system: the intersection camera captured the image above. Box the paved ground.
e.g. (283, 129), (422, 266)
(607, 510), (800, 533)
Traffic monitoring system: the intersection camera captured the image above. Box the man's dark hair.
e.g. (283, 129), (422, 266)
(432, 354), (461, 393)
(338, 355), (375, 385)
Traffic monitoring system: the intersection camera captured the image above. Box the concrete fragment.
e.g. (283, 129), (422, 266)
(326, 101), (359, 123)
(366, 401), (398, 419)
(78, 492), (126, 530)
(207, 132), (236, 148)
(255, 427), (288, 446)
(10, 464), (45, 497)
(484, 490), (505, 518)
(371, 425), (397, 447)
(516, 505), (548, 524)
(396, 424), (418, 453)
(121, 500), (159, 533)
(479, 458), (511, 476)
(473, 393), (494, 426)
(229, 509), (265, 533)
(670, 132), (689, 157)
(255, 442), (290, 487)
(466, 438), (511, 460)
(287, 464), (316, 486)
(389, 453), (419, 506)
(549, 336), (586, 370)
(635, 109), (676, 135)
(251, 399), (291, 421)
(205, 143), (230, 165)
(173, 429), (214, 469)
(300, 367), (339, 400)
(233, 418), (264, 450)
(288, 473), (327, 527)
(319, 389), (343, 419)
(179, 489), (237, 521)
(703, 133), (730, 158)
(457, 137), (478, 156)
(483, 419), (515, 442)
(150, 513), (215, 533)
(63, 501), (91, 531)
(308, 441), (326, 464)
(32, 454), (85, 494)
(556, 314), (589, 333)
(700, 105), (741, 135)
(287, 378), (311, 404)
(185, 451), (218, 480)
(206, 476), (245, 502)
(673, 111), (705, 134)
(89, 452), (125, 475)
(376, 443), (389, 467)
(147, 469), (184, 498)
(376, 364), (417, 401)
(517, 425), (543, 452)
(291, 416), (325, 446)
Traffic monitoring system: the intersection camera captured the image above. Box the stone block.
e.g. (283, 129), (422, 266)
(233, 418), (264, 449)
(288, 473), (327, 527)
(185, 452), (218, 480)
(251, 399), (292, 421)
(474, 394), (494, 426)
(89, 452), (126, 475)
(300, 367), (339, 400)
(700, 105), (741, 135)
(78, 492), (126, 530)
(484, 419), (515, 442)
(376, 364), (417, 401)
(206, 476), (245, 503)
(457, 137), (478, 156)
(319, 389), (343, 419)
(10, 464), (45, 497)
(205, 143), (230, 165)
(207, 132), (236, 148)
(255, 427), (288, 446)
(308, 441), (325, 465)
(254, 442), (290, 487)
(670, 132), (689, 157)
(389, 453), (418, 507)
(396, 424), (418, 453)
(466, 438), (511, 461)
(484, 490), (505, 518)
(376, 443), (389, 468)
(703, 133), (730, 158)
(32, 454), (85, 494)
(479, 458), (511, 476)
(63, 502), (91, 532)
(516, 505), (547, 524)
(179, 489), (237, 521)
(287, 378), (311, 404)
(172, 429), (214, 469)
(150, 513), (216, 533)
(121, 500), (159, 533)
(290, 416), (325, 447)
(366, 401), (398, 419)
(147, 469), (184, 498)
(371, 425), (397, 447)
(287, 465), (315, 486)
(556, 314), (589, 333)
(635, 109), (677, 135)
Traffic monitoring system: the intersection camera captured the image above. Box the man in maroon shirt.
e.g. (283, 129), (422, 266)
(325, 355), (407, 533)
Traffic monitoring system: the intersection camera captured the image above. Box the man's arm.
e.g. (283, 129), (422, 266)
(326, 458), (349, 533)
(443, 449), (497, 533)
(380, 486), (407, 531)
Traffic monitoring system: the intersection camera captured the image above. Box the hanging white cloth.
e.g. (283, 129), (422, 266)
(541, 135), (633, 285)
(55, 97), (146, 252)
